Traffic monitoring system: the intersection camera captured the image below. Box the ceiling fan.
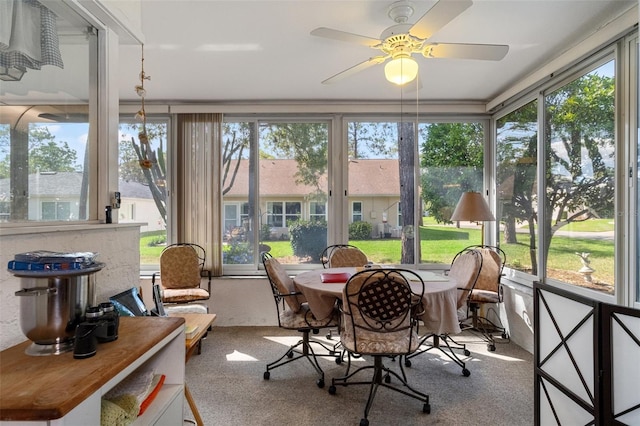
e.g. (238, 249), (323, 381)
(311, 0), (509, 86)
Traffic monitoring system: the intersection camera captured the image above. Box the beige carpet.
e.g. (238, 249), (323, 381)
(184, 326), (533, 426)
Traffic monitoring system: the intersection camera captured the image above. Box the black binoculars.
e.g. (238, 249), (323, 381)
(73, 302), (119, 359)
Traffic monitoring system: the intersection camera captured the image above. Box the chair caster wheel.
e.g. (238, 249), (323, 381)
(360, 418), (369, 426)
(423, 403), (431, 414)
(404, 359), (412, 368)
(488, 343), (496, 352)
(462, 368), (470, 377)
(316, 378), (324, 388)
(287, 350), (294, 358)
(263, 371), (270, 380)
(312, 329), (319, 334)
(384, 374), (391, 384)
(464, 349), (471, 356)
(502, 332), (509, 339)
(328, 385), (336, 395)
(335, 356), (343, 365)
(326, 333), (333, 340)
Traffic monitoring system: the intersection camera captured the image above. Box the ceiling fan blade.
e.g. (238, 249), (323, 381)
(423, 43), (509, 60)
(409, 0), (473, 40)
(311, 27), (381, 47)
(322, 56), (388, 84)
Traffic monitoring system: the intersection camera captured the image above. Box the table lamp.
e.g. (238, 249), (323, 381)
(450, 191), (495, 245)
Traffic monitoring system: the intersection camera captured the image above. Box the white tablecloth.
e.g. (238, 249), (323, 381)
(293, 267), (461, 335)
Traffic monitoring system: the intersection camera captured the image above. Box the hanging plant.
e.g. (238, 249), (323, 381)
(129, 44), (168, 225)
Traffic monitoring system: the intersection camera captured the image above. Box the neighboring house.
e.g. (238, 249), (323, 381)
(1, 162), (400, 236)
(223, 158), (402, 239)
(0, 172), (164, 232)
(0, 171), (87, 221)
(118, 179), (165, 233)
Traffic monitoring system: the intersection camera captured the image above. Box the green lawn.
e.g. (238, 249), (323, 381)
(140, 230), (166, 265)
(141, 220), (615, 285)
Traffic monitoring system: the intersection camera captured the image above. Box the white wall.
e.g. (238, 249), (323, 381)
(0, 224), (142, 350)
(502, 282), (534, 353)
(140, 276), (278, 327)
(141, 274), (535, 353)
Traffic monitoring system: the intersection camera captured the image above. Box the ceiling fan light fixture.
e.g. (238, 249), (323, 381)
(384, 55), (418, 85)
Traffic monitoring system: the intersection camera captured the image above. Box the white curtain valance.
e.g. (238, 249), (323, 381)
(0, 0), (63, 75)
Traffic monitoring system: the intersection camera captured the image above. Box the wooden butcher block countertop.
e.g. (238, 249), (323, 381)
(0, 316), (184, 421)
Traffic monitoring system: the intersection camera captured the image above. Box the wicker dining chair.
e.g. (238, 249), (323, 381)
(328, 269), (430, 426)
(404, 248), (483, 376)
(459, 245), (509, 351)
(261, 252), (340, 388)
(151, 243), (211, 311)
(320, 244), (368, 269)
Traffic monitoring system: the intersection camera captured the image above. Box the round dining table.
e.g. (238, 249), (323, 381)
(293, 267), (461, 336)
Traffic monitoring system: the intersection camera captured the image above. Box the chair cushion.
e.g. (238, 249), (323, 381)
(475, 248), (502, 292)
(160, 246), (202, 289)
(329, 247), (368, 268)
(340, 270), (420, 355)
(340, 315), (420, 355)
(279, 304), (339, 330)
(165, 304), (208, 314)
(469, 289), (500, 304)
(264, 257), (304, 312)
(162, 288), (209, 303)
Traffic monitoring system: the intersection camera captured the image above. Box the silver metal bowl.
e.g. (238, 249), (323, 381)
(13, 265), (103, 355)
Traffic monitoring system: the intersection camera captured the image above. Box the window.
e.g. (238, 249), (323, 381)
(224, 204), (240, 231)
(266, 202), (284, 227)
(222, 120), (329, 267)
(496, 100), (538, 276)
(543, 60), (615, 295)
(0, 7), (96, 223)
(118, 118), (169, 269)
(344, 120), (485, 265)
(352, 202), (363, 222)
(42, 201), (71, 221)
(346, 121), (409, 263)
(309, 201), (326, 222)
(418, 121), (485, 264)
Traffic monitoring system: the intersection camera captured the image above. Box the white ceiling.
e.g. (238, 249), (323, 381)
(116, 0), (637, 105)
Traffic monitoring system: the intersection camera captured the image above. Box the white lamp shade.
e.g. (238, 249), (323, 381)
(384, 56), (418, 85)
(450, 191), (495, 222)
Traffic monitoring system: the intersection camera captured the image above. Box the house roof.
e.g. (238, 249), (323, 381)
(223, 159), (399, 198)
(0, 161), (400, 200)
(0, 172), (85, 198)
(0, 173), (155, 199)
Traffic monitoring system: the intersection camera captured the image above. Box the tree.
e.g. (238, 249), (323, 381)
(496, 101), (538, 247)
(541, 72), (614, 271)
(419, 122), (484, 223)
(497, 70), (614, 274)
(126, 123), (167, 225)
(398, 121), (415, 263)
(262, 122), (328, 190)
(29, 140), (78, 172)
(347, 122), (397, 159)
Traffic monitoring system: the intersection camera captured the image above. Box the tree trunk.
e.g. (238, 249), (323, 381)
(398, 121), (415, 264)
(10, 127), (29, 220)
(504, 216), (517, 243)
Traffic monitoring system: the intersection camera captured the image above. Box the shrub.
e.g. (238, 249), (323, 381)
(146, 234), (167, 247)
(349, 221), (372, 240)
(223, 243), (252, 264)
(260, 224), (272, 241)
(289, 220), (327, 261)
